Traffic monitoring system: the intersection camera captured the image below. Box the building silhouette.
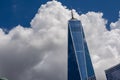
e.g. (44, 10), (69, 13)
(68, 10), (96, 80)
(0, 77), (8, 80)
(105, 63), (120, 80)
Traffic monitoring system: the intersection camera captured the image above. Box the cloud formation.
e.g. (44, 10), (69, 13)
(0, 1), (120, 80)
(80, 12), (120, 80)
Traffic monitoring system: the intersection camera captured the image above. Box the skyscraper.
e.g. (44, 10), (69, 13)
(68, 11), (96, 80)
(105, 63), (120, 80)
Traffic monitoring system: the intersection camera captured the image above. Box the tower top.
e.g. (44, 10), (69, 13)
(70, 9), (77, 20)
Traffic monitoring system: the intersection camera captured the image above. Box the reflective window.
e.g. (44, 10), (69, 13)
(76, 52), (88, 80)
(68, 20), (96, 80)
(69, 20), (87, 80)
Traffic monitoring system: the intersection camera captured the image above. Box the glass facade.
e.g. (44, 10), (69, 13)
(68, 19), (96, 80)
(105, 64), (120, 80)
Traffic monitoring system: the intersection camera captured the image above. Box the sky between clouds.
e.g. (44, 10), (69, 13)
(0, 0), (120, 80)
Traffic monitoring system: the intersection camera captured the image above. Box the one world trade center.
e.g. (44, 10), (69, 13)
(68, 10), (96, 80)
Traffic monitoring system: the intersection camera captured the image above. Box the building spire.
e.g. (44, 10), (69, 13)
(71, 10), (74, 19)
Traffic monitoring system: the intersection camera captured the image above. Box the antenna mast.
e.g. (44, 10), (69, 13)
(71, 10), (74, 19)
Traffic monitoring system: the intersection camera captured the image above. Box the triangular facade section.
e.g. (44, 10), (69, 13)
(68, 24), (81, 80)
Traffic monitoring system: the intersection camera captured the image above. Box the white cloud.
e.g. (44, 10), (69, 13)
(110, 17), (120, 29)
(80, 11), (120, 80)
(110, 11), (120, 29)
(0, 0), (120, 80)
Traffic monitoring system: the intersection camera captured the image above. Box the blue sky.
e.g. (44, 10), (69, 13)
(0, 0), (120, 30)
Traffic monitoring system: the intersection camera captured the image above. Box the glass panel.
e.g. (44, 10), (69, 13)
(72, 32), (83, 51)
(68, 26), (81, 80)
(76, 52), (87, 80)
(68, 20), (96, 80)
(69, 20), (88, 80)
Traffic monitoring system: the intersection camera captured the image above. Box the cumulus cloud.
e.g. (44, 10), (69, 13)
(0, 1), (69, 80)
(0, 0), (120, 80)
(80, 12), (120, 80)
(110, 13), (120, 29)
